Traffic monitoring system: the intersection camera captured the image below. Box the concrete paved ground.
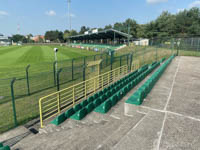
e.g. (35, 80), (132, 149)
(2, 56), (200, 150)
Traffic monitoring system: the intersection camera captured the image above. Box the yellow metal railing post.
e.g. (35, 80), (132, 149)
(108, 72), (110, 84)
(73, 87), (75, 105)
(101, 75), (103, 90)
(39, 99), (43, 128)
(94, 78), (96, 93)
(113, 70), (115, 82)
(39, 65), (129, 127)
(85, 81), (87, 99)
(57, 93), (60, 113)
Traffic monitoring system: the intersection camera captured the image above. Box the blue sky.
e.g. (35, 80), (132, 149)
(0, 0), (200, 36)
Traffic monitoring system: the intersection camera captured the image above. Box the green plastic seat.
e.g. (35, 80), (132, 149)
(80, 100), (88, 107)
(122, 86), (128, 95)
(0, 146), (10, 150)
(74, 103), (82, 112)
(117, 91), (123, 100)
(86, 103), (95, 113)
(111, 89), (116, 95)
(94, 99), (112, 114)
(111, 95), (117, 106)
(94, 93), (99, 99)
(106, 91), (111, 98)
(70, 108), (87, 120)
(103, 88), (107, 94)
(87, 96), (94, 103)
(51, 113), (66, 126)
(93, 98), (101, 107)
(100, 95), (106, 103)
(0, 143), (3, 148)
(126, 91), (143, 105)
(65, 107), (75, 118)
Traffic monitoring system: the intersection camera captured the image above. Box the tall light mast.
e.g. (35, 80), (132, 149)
(17, 24), (20, 34)
(67, 0), (71, 31)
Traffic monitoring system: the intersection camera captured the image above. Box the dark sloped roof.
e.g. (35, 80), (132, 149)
(68, 29), (132, 40)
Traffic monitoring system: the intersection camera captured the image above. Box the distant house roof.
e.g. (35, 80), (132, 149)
(0, 33), (3, 37)
(68, 29), (132, 41)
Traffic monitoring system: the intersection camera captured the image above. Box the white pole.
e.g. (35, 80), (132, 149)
(68, 0), (71, 30)
(54, 48), (58, 74)
(55, 52), (58, 74)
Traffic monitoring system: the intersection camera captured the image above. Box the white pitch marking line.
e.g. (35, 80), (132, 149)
(110, 115), (120, 120)
(141, 105), (200, 122)
(136, 110), (147, 115)
(156, 57), (181, 150)
(113, 113), (148, 149)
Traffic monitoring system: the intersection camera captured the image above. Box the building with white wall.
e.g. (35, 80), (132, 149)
(0, 33), (11, 46)
(133, 38), (149, 46)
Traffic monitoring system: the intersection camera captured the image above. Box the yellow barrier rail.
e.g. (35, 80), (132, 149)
(131, 60), (140, 72)
(39, 65), (128, 128)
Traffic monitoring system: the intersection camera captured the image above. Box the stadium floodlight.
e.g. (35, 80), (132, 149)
(67, 0), (71, 30)
(54, 48), (58, 74)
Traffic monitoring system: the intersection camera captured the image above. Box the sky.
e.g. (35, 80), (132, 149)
(0, 0), (200, 36)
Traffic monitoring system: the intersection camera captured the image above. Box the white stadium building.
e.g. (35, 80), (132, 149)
(0, 33), (11, 46)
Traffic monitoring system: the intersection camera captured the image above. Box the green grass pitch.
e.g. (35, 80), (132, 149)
(0, 45), (98, 78)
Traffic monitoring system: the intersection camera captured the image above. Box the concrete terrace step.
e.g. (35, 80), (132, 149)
(15, 111), (144, 150)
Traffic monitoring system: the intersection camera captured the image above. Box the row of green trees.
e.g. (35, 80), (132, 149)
(45, 7), (200, 42)
(11, 7), (200, 43)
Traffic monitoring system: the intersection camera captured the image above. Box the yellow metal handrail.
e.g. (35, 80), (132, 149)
(39, 65), (128, 128)
(131, 60), (140, 72)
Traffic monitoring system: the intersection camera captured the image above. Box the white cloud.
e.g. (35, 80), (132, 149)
(45, 10), (56, 16)
(189, 1), (200, 8)
(177, 8), (184, 13)
(0, 11), (8, 16)
(147, 0), (168, 4)
(68, 13), (76, 18)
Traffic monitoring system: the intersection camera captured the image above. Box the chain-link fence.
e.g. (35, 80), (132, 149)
(1, 37), (198, 133)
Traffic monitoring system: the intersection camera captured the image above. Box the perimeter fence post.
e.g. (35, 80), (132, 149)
(127, 54), (129, 67)
(26, 64), (31, 95)
(83, 57), (86, 81)
(56, 69), (62, 91)
(100, 54), (103, 69)
(130, 53), (133, 72)
(197, 38), (200, 52)
(72, 59), (74, 81)
(156, 46), (158, 61)
(10, 78), (17, 127)
(53, 61), (57, 86)
(143, 47), (145, 65)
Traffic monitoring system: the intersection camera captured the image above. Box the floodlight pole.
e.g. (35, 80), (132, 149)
(68, 0), (71, 30)
(128, 24), (130, 46)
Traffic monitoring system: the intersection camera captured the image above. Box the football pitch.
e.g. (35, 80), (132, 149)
(0, 45), (98, 78)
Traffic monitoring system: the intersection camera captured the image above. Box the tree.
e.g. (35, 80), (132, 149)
(104, 24), (112, 30)
(79, 26), (90, 34)
(45, 30), (64, 42)
(63, 30), (78, 41)
(11, 34), (26, 43)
